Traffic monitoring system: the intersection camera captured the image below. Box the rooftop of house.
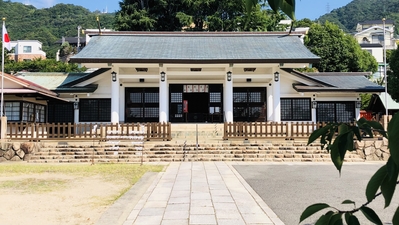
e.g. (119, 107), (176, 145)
(358, 19), (395, 25)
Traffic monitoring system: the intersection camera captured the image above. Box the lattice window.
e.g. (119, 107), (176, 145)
(128, 108), (143, 118)
(36, 105), (45, 122)
(22, 102), (35, 122)
(80, 99), (111, 122)
(48, 103), (74, 123)
(171, 93), (182, 103)
(5, 102), (20, 121)
(336, 102), (355, 123)
(210, 93), (221, 103)
(317, 102), (355, 123)
(281, 98), (311, 121)
(125, 88), (159, 122)
(233, 92), (247, 103)
(130, 93), (142, 103)
(145, 93), (159, 103)
(144, 107), (159, 118)
(249, 92), (262, 102)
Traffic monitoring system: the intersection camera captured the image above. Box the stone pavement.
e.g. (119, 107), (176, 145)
(120, 162), (284, 225)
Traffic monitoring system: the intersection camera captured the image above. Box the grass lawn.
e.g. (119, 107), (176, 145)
(0, 163), (165, 225)
(0, 163), (164, 195)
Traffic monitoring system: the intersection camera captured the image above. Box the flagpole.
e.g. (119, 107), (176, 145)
(0, 18), (4, 139)
(1, 18), (4, 118)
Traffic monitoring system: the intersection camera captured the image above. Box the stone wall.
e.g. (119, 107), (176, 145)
(355, 139), (389, 161)
(0, 139), (391, 163)
(0, 142), (40, 162)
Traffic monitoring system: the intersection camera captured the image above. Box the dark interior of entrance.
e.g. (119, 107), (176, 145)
(169, 84), (223, 123)
(185, 92), (208, 122)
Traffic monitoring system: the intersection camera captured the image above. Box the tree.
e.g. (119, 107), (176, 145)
(114, 0), (156, 31)
(246, 0), (295, 20)
(58, 42), (76, 63)
(294, 18), (314, 27)
(244, 1), (399, 224)
(5, 58), (86, 73)
(114, 0), (286, 32)
(299, 116), (399, 225)
(388, 49), (399, 102)
(305, 21), (377, 73)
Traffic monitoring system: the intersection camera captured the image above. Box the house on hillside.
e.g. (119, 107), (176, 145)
(354, 19), (396, 80)
(13, 31), (384, 125)
(8, 40), (46, 62)
(55, 36), (87, 50)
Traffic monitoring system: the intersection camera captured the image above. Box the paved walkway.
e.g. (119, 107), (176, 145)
(119, 162), (284, 225)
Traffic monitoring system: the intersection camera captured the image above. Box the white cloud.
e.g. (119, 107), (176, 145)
(21, 0), (57, 9)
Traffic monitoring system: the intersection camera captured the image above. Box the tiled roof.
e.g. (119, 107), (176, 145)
(70, 32), (320, 64)
(284, 69), (384, 92)
(359, 20), (394, 25)
(379, 92), (399, 110)
(14, 69), (107, 92)
(3, 73), (67, 101)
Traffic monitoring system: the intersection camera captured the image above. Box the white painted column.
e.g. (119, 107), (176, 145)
(355, 102), (361, 121)
(273, 72), (281, 122)
(159, 71), (168, 123)
(311, 95), (316, 123)
(0, 116), (7, 139)
(312, 107), (317, 123)
(74, 103), (79, 124)
(224, 71), (233, 123)
(267, 84), (273, 121)
(119, 83), (125, 122)
(111, 71), (119, 123)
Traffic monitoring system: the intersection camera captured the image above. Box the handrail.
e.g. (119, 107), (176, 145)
(5, 122), (172, 142)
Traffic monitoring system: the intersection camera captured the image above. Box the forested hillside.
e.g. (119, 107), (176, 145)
(0, 0), (114, 58)
(317, 0), (399, 34)
(2, 0), (398, 60)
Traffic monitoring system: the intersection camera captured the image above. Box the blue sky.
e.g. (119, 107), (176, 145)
(13, 0), (352, 20)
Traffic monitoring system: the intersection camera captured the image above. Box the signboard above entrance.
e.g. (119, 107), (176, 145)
(183, 85), (209, 93)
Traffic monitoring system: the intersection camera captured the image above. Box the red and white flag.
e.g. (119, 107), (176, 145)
(3, 23), (11, 51)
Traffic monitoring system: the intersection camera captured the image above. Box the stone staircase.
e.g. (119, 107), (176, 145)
(26, 123), (364, 163)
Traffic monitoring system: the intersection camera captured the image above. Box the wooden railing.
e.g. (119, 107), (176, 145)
(223, 121), (323, 140)
(223, 120), (389, 140)
(5, 122), (172, 142)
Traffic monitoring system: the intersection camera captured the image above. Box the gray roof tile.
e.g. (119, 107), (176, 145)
(71, 33), (320, 63)
(284, 69), (384, 92)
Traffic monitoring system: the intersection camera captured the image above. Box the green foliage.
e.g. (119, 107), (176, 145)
(4, 58), (86, 73)
(0, 2), (114, 59)
(246, 0), (295, 20)
(305, 21), (378, 72)
(59, 42), (76, 63)
(360, 93), (372, 110)
(294, 18), (314, 27)
(388, 48), (399, 102)
(302, 114), (399, 225)
(295, 67), (318, 73)
(115, 0), (287, 31)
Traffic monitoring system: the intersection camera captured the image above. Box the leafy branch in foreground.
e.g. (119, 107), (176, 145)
(301, 114), (399, 225)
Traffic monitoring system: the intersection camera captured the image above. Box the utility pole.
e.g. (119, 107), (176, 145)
(77, 25), (81, 53)
(383, 18), (388, 117)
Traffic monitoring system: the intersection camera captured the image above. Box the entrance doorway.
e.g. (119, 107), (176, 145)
(184, 92), (208, 122)
(169, 84), (223, 123)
